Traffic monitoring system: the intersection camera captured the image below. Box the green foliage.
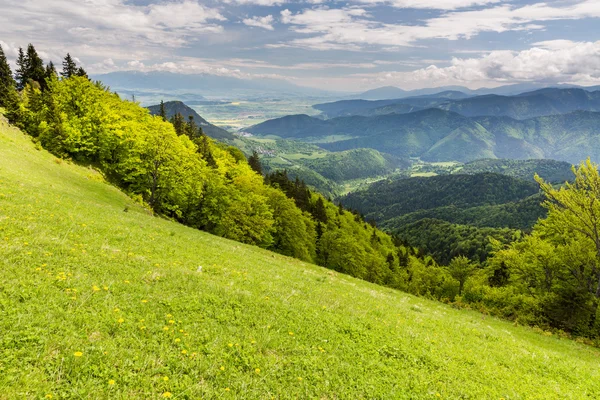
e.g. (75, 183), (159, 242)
(458, 159), (574, 183)
(342, 173), (539, 222)
(485, 160), (600, 337)
(394, 219), (518, 265)
(2, 121), (600, 397)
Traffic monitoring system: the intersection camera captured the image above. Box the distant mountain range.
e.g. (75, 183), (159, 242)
(357, 83), (600, 100)
(147, 101), (234, 140)
(94, 71), (341, 99)
(246, 107), (600, 164)
(316, 88), (600, 120)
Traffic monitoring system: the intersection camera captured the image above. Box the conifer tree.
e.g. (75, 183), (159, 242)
(45, 61), (57, 79)
(159, 100), (167, 121)
(186, 115), (198, 139)
(76, 66), (88, 79)
(25, 44), (45, 86)
(61, 53), (77, 78)
(15, 47), (26, 90)
(170, 113), (185, 136)
(312, 197), (328, 224)
(248, 150), (263, 175)
(0, 44), (16, 108)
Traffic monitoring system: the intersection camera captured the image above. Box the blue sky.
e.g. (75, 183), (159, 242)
(1, 0), (600, 91)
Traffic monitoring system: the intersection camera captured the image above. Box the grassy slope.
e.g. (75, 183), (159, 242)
(1, 118), (600, 399)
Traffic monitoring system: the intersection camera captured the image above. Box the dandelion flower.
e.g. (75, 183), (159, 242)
(162, 392), (172, 398)
(228, 343), (233, 347)
(108, 379), (115, 385)
(118, 318), (124, 324)
(92, 286), (101, 292)
(297, 377), (303, 381)
(74, 351), (83, 357)
(255, 368), (260, 374)
(163, 376), (169, 382)
(175, 338), (181, 343)
(168, 320), (175, 324)
(45, 395), (53, 399)
(289, 332), (294, 336)
(181, 350), (188, 355)
(141, 299), (148, 303)
(220, 366), (225, 371)
(224, 388), (230, 392)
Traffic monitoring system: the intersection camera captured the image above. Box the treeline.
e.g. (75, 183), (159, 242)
(393, 219), (520, 265)
(0, 43), (430, 289)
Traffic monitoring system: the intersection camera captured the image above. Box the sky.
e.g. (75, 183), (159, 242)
(1, 0), (600, 91)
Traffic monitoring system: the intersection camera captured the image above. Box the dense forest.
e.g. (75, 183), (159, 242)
(3, 43), (600, 340)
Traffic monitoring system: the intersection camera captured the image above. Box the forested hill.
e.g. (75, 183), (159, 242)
(458, 159), (573, 183)
(341, 173), (545, 264)
(247, 108), (600, 164)
(148, 100), (234, 140)
(341, 173), (540, 222)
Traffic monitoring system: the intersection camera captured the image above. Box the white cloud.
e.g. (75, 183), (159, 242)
(343, 40), (600, 90)
(0, 0), (226, 50)
(243, 15), (275, 30)
(277, 1), (600, 51)
(354, 0), (500, 10)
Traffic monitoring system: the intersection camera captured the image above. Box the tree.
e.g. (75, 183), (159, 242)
(446, 255), (476, 295)
(536, 159), (600, 298)
(159, 100), (167, 121)
(25, 44), (45, 86)
(45, 61), (57, 80)
(61, 53), (77, 78)
(248, 150), (262, 175)
(76, 66), (88, 79)
(170, 113), (185, 136)
(15, 47), (26, 90)
(0, 44), (16, 108)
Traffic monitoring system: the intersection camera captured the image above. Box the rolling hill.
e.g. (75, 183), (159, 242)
(4, 115), (600, 398)
(147, 100), (234, 140)
(247, 108), (600, 164)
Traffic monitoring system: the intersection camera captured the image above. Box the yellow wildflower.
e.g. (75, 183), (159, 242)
(108, 379), (115, 385)
(74, 351), (83, 357)
(162, 392), (172, 398)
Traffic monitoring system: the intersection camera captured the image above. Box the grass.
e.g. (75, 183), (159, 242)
(1, 117), (600, 399)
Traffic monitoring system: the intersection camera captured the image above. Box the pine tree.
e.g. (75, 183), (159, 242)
(170, 113), (185, 136)
(25, 44), (45, 86)
(312, 197), (328, 224)
(45, 61), (57, 79)
(159, 100), (167, 121)
(15, 47), (26, 90)
(76, 66), (88, 79)
(186, 115), (198, 139)
(0, 44), (16, 108)
(61, 53), (77, 78)
(248, 150), (263, 175)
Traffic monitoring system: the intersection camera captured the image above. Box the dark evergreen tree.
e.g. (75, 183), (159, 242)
(25, 44), (45, 86)
(248, 150), (263, 175)
(0, 44), (16, 108)
(76, 66), (88, 79)
(312, 197), (328, 224)
(61, 53), (77, 78)
(45, 61), (57, 79)
(170, 113), (185, 136)
(159, 100), (167, 121)
(15, 47), (26, 90)
(185, 115), (198, 139)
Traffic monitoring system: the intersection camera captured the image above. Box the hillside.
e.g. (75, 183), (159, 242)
(247, 108), (600, 164)
(147, 100), (234, 140)
(2, 111), (600, 398)
(457, 159), (573, 183)
(341, 173), (540, 223)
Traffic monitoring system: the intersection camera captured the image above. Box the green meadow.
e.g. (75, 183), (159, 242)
(1, 118), (600, 399)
